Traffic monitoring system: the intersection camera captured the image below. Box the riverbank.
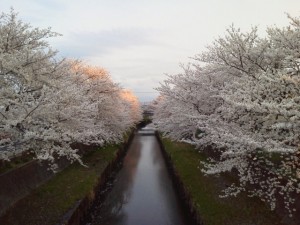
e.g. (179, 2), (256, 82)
(0, 133), (133, 225)
(160, 137), (283, 225)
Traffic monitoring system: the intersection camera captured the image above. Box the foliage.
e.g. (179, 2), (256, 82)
(0, 9), (142, 167)
(154, 15), (300, 216)
(162, 138), (281, 225)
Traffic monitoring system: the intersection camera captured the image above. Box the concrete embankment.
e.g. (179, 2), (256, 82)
(155, 132), (203, 225)
(0, 156), (69, 216)
(60, 131), (135, 225)
(0, 132), (135, 225)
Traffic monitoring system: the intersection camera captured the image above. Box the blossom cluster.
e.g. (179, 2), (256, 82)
(0, 10), (142, 167)
(153, 15), (300, 215)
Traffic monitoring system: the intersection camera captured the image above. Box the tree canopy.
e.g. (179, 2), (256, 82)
(0, 9), (142, 169)
(153, 15), (300, 216)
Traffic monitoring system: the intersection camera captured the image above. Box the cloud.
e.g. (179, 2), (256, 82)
(55, 28), (160, 58)
(3, 0), (300, 102)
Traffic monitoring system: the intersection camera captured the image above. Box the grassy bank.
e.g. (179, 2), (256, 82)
(162, 138), (282, 225)
(0, 144), (120, 225)
(0, 152), (34, 174)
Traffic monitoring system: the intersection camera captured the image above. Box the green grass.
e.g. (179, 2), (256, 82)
(1, 144), (120, 225)
(162, 138), (282, 225)
(0, 152), (34, 174)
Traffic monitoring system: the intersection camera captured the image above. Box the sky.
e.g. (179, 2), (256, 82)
(1, 0), (300, 102)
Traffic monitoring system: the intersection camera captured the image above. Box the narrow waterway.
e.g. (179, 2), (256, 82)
(86, 128), (188, 225)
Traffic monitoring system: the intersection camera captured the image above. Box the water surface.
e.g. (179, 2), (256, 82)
(87, 130), (187, 225)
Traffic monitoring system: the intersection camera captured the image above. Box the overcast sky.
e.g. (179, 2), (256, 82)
(2, 0), (300, 102)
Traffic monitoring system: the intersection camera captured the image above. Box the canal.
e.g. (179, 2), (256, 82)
(84, 127), (188, 225)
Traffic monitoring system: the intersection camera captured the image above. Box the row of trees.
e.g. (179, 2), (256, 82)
(0, 10), (142, 168)
(154, 15), (300, 215)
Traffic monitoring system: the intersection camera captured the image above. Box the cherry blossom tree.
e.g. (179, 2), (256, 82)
(0, 9), (142, 168)
(0, 9), (70, 165)
(154, 15), (300, 216)
(119, 89), (143, 126)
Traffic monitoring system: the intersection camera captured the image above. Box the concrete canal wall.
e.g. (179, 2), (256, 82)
(61, 131), (135, 225)
(0, 157), (69, 216)
(155, 132), (203, 225)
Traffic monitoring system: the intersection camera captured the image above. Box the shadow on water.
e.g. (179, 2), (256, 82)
(84, 130), (188, 225)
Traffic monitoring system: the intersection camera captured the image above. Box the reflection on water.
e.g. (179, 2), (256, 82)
(86, 132), (187, 225)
